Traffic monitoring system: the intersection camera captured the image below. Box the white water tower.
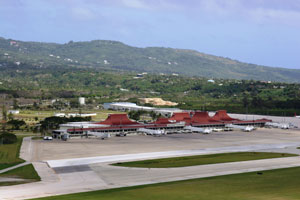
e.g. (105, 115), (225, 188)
(79, 97), (85, 105)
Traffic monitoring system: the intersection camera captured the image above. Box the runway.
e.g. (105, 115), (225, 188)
(47, 142), (300, 168)
(1, 127), (300, 200)
(1, 154), (300, 200)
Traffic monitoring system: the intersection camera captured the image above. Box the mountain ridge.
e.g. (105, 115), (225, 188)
(0, 37), (299, 82)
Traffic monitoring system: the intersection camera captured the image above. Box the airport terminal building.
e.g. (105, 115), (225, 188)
(52, 110), (271, 138)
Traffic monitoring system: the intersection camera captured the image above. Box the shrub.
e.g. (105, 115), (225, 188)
(0, 133), (17, 144)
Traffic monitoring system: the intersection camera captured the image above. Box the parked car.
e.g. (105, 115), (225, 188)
(43, 136), (53, 140)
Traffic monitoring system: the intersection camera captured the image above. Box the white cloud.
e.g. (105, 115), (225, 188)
(249, 7), (300, 26)
(117, 0), (181, 11)
(188, 0), (300, 27)
(120, 0), (149, 9)
(71, 7), (96, 20)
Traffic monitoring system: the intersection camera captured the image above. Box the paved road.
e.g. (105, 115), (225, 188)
(19, 137), (33, 162)
(1, 155), (300, 200)
(1, 144), (300, 200)
(0, 177), (26, 183)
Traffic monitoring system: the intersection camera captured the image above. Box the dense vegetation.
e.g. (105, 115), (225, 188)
(1, 64), (299, 116)
(0, 132), (17, 144)
(31, 167), (300, 200)
(1, 37), (300, 82)
(1, 37), (300, 116)
(39, 116), (92, 133)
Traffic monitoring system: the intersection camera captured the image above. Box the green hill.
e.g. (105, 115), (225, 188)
(1, 37), (300, 82)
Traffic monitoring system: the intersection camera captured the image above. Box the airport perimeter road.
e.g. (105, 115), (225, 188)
(1, 145), (300, 199)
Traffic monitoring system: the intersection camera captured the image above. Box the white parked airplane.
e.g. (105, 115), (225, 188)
(184, 126), (212, 134)
(225, 124), (255, 132)
(88, 131), (111, 139)
(265, 122), (290, 129)
(138, 128), (166, 136)
(212, 128), (223, 132)
(243, 126), (255, 132)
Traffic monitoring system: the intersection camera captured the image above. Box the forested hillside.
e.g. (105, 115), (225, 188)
(1, 37), (300, 82)
(0, 60), (300, 116)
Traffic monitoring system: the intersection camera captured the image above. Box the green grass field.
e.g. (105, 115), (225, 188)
(0, 164), (41, 180)
(31, 166), (300, 200)
(0, 136), (25, 170)
(112, 152), (297, 168)
(15, 109), (124, 123)
(31, 136), (43, 140)
(0, 164), (41, 186)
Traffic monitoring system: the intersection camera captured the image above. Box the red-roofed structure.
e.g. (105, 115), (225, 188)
(211, 110), (238, 122)
(154, 118), (171, 124)
(191, 111), (221, 124)
(61, 110), (272, 136)
(169, 112), (191, 122)
(95, 114), (140, 126)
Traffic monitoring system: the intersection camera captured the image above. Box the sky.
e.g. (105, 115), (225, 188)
(0, 0), (300, 69)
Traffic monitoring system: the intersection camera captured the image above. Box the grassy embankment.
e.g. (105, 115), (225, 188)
(0, 136), (25, 170)
(31, 166), (300, 200)
(0, 135), (41, 186)
(0, 164), (40, 186)
(112, 152), (297, 168)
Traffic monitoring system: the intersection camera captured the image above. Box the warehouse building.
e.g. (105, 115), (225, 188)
(103, 102), (181, 117)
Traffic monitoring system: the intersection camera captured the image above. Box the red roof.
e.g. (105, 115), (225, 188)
(95, 114), (140, 126)
(192, 111), (221, 124)
(153, 118), (171, 124)
(67, 112), (272, 132)
(211, 110), (238, 122)
(169, 112), (191, 122)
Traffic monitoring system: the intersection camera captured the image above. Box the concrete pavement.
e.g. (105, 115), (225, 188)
(32, 128), (300, 161)
(47, 142), (300, 168)
(1, 155), (300, 200)
(0, 177), (27, 183)
(1, 128), (300, 199)
(19, 137), (33, 162)
(90, 156), (300, 187)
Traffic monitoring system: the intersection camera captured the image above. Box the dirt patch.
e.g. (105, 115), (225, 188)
(140, 98), (178, 106)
